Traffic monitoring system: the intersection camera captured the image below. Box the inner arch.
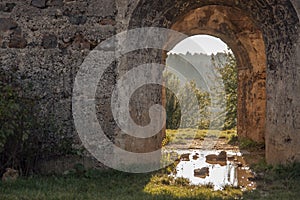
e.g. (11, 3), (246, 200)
(169, 5), (267, 143)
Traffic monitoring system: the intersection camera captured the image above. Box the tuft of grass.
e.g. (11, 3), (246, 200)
(239, 138), (265, 150)
(144, 173), (243, 199)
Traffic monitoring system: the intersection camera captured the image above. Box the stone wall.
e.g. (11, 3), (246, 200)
(1, 0), (300, 167)
(0, 0), (118, 167)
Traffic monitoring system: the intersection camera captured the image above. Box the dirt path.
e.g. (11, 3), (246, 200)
(165, 137), (239, 151)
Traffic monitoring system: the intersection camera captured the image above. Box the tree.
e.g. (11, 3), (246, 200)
(164, 71), (211, 130)
(164, 71), (181, 129)
(212, 52), (238, 130)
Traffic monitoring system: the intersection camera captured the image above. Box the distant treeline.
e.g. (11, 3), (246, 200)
(165, 52), (237, 130)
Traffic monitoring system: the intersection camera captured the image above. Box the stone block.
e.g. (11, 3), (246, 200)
(0, 18), (18, 32)
(31, 0), (47, 8)
(42, 34), (58, 49)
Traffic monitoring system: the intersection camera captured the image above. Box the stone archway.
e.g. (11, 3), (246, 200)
(116, 0), (300, 165)
(170, 5), (267, 143)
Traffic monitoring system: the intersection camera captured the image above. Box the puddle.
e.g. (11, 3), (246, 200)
(170, 150), (256, 191)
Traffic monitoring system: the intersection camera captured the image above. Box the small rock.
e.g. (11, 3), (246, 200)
(194, 167), (209, 178)
(63, 0), (76, 3)
(99, 18), (116, 26)
(62, 8), (72, 16)
(72, 34), (91, 50)
(42, 34), (57, 49)
(31, 0), (47, 8)
(217, 151), (227, 162)
(206, 152), (227, 166)
(69, 15), (87, 25)
(0, 3), (16, 12)
(227, 155), (235, 161)
(47, 0), (64, 6)
(2, 168), (19, 182)
(0, 18), (18, 32)
(206, 154), (217, 162)
(9, 34), (27, 48)
(192, 155), (199, 160)
(180, 153), (190, 161)
(63, 36), (72, 43)
(235, 162), (243, 167)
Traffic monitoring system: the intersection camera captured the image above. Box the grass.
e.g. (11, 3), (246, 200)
(243, 162), (300, 200)
(144, 174), (242, 199)
(238, 138), (265, 151)
(1, 129), (298, 199)
(0, 169), (243, 200)
(1, 163), (300, 200)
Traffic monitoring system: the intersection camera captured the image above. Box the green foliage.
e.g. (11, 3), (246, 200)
(179, 80), (211, 129)
(165, 52), (238, 131)
(239, 138), (265, 150)
(164, 72), (181, 129)
(174, 177), (190, 186)
(0, 69), (76, 175)
(0, 79), (34, 153)
(164, 72), (211, 130)
(212, 52), (238, 130)
(0, 69), (38, 174)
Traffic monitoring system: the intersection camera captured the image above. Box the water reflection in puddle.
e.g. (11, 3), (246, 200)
(170, 150), (256, 191)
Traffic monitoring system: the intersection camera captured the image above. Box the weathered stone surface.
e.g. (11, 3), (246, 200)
(31, 0), (47, 8)
(42, 34), (58, 49)
(47, 0), (64, 7)
(0, 0), (299, 168)
(99, 18), (116, 26)
(69, 15), (87, 25)
(128, 0), (300, 165)
(36, 155), (107, 175)
(0, 18), (17, 32)
(8, 35), (27, 49)
(87, 0), (116, 17)
(0, 3), (16, 12)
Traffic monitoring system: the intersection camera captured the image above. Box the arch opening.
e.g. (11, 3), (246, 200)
(169, 5), (267, 144)
(124, 0), (300, 165)
(164, 35), (237, 132)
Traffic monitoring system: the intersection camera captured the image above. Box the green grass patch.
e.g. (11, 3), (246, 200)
(243, 162), (300, 199)
(1, 161), (300, 199)
(238, 138), (265, 151)
(163, 129), (237, 146)
(0, 169), (244, 200)
(144, 174), (242, 199)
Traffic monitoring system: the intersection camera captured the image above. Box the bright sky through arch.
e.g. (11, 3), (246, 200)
(169, 35), (230, 55)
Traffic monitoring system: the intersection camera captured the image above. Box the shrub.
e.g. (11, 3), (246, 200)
(0, 69), (38, 175)
(0, 69), (75, 175)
